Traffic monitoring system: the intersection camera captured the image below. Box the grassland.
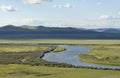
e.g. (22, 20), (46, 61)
(0, 39), (120, 45)
(0, 64), (120, 78)
(0, 45), (65, 53)
(78, 45), (120, 66)
(0, 45), (67, 65)
(0, 39), (120, 78)
(0, 45), (55, 65)
(0, 45), (50, 53)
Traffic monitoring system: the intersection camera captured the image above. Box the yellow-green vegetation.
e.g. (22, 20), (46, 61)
(0, 45), (50, 52)
(78, 45), (120, 66)
(0, 64), (120, 78)
(0, 45), (56, 64)
(53, 46), (66, 52)
(0, 39), (120, 45)
(0, 39), (120, 78)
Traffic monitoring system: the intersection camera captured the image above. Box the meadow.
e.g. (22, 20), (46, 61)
(0, 39), (120, 78)
(0, 45), (50, 53)
(0, 39), (120, 45)
(79, 45), (120, 66)
(0, 64), (120, 78)
(0, 45), (65, 53)
(0, 44), (67, 65)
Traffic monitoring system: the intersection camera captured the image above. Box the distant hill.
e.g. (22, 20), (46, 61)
(0, 25), (120, 39)
(93, 28), (120, 33)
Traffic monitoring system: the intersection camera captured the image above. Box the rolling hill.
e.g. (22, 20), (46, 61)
(0, 25), (120, 39)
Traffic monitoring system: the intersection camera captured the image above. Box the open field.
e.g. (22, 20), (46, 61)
(0, 64), (120, 78)
(0, 45), (50, 53)
(0, 45), (67, 65)
(0, 45), (55, 64)
(0, 39), (120, 45)
(0, 39), (120, 78)
(78, 45), (120, 66)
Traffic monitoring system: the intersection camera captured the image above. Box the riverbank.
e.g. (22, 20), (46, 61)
(42, 45), (120, 70)
(78, 45), (120, 66)
(0, 45), (66, 66)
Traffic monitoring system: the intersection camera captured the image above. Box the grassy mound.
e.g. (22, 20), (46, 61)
(53, 46), (66, 52)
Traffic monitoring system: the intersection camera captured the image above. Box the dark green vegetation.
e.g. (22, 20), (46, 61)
(0, 25), (120, 39)
(79, 46), (120, 66)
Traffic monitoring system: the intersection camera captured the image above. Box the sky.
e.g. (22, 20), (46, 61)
(0, 0), (120, 28)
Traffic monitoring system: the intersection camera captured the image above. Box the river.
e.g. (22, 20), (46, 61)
(42, 45), (120, 69)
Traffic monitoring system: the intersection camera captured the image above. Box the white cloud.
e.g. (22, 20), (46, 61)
(53, 3), (73, 8)
(1, 18), (120, 28)
(98, 15), (120, 20)
(23, 0), (53, 4)
(0, 18), (44, 26)
(0, 5), (17, 12)
(98, 15), (112, 20)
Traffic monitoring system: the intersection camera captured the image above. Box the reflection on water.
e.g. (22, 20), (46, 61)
(42, 45), (120, 69)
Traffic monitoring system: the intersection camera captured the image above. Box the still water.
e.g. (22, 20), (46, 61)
(42, 45), (120, 69)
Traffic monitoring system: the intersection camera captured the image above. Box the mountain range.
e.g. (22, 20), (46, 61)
(0, 25), (120, 39)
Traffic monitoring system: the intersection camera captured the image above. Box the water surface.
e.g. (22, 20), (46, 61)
(42, 45), (120, 69)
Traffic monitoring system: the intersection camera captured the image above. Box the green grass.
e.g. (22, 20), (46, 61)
(0, 39), (120, 45)
(0, 45), (50, 52)
(53, 46), (66, 52)
(78, 45), (120, 66)
(0, 44), (66, 52)
(0, 39), (120, 78)
(0, 44), (68, 66)
(0, 64), (120, 78)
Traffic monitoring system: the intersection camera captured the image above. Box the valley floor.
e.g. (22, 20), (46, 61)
(0, 64), (120, 78)
(0, 39), (120, 78)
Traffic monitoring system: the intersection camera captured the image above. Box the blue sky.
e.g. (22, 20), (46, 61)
(0, 0), (120, 28)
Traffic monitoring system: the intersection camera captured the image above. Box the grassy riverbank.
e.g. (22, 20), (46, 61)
(0, 45), (66, 53)
(78, 45), (120, 66)
(53, 46), (66, 52)
(0, 45), (67, 65)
